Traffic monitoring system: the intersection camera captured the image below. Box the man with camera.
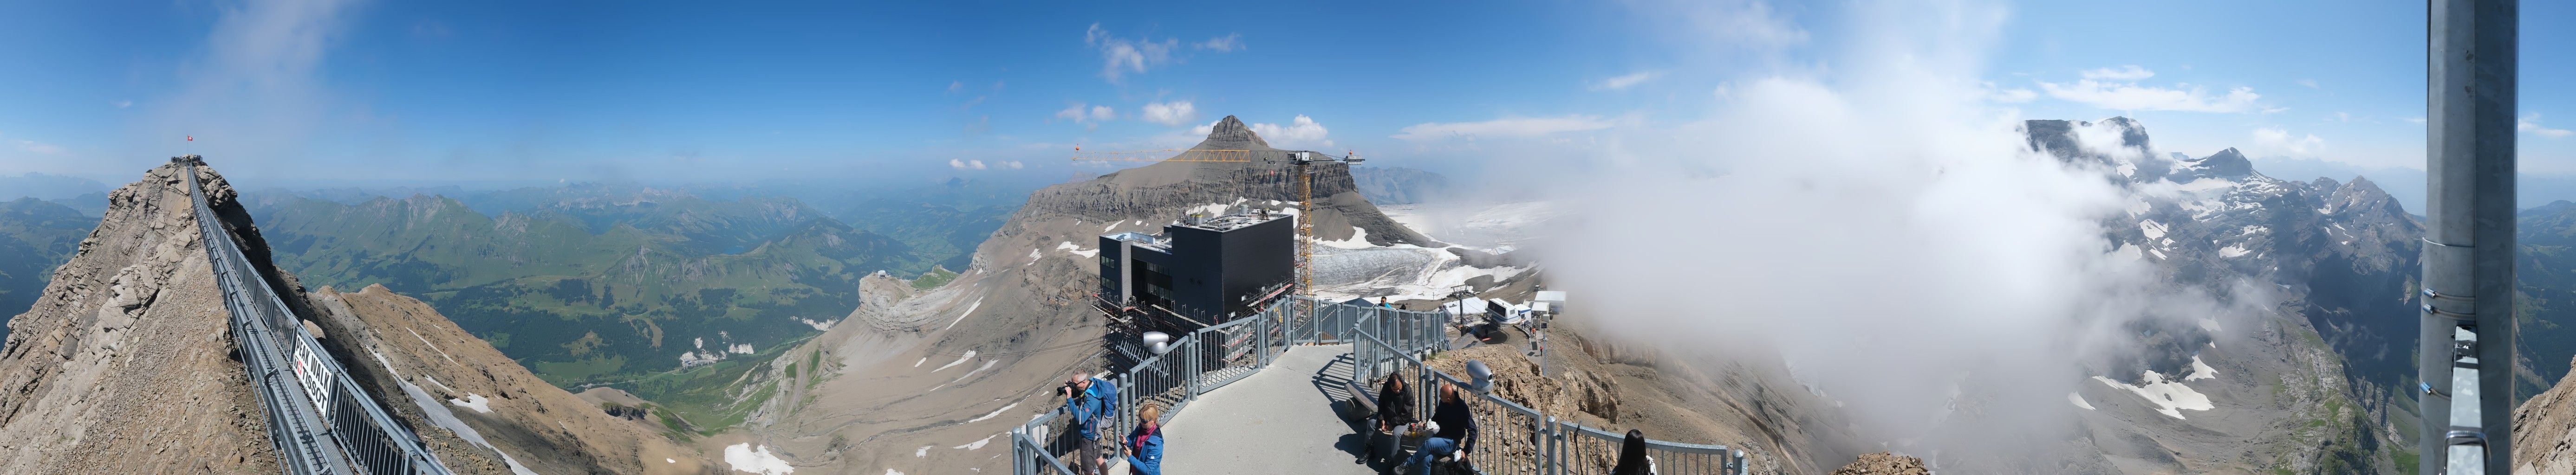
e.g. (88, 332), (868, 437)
(1060, 372), (1118, 475)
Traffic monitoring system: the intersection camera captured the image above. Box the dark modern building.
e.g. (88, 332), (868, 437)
(1096, 208), (1296, 330)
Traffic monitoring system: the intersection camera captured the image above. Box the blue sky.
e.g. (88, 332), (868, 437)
(0, 0), (2569, 199)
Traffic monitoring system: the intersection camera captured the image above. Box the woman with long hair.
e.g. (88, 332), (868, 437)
(1610, 429), (1652, 475)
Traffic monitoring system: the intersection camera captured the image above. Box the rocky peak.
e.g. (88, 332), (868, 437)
(2180, 148), (2254, 179)
(2021, 117), (2164, 177)
(2096, 116), (2153, 149)
(1199, 115), (1271, 150)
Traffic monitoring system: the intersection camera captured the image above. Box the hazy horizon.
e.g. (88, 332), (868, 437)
(0, 0), (2569, 193)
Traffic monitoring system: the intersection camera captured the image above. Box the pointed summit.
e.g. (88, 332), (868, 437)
(1198, 115), (1272, 150)
(2193, 148), (2253, 177)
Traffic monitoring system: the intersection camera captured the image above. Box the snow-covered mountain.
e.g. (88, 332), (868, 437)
(2013, 117), (2418, 475)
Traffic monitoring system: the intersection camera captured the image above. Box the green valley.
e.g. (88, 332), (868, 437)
(0, 198), (95, 340)
(240, 187), (976, 413)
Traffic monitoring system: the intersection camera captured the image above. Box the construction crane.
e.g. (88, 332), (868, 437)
(1068, 147), (1364, 327)
(1288, 151), (1363, 323)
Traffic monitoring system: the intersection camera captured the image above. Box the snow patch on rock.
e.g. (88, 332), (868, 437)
(1057, 241), (1098, 259)
(952, 434), (995, 451)
(2185, 355), (2219, 381)
(969, 402), (1018, 423)
(724, 443), (795, 475)
(940, 297), (986, 331)
(2094, 372), (2214, 419)
(2218, 244), (2250, 257)
(448, 393), (492, 413)
(934, 351), (978, 372)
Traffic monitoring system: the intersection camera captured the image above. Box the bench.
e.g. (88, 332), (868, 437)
(1345, 379), (1377, 424)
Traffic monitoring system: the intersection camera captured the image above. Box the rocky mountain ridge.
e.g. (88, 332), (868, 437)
(0, 160), (702, 474)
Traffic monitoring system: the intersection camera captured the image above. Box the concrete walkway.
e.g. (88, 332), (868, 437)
(1157, 344), (1383, 475)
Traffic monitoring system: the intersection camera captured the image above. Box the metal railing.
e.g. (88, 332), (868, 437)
(1354, 329), (1746, 475)
(1015, 297), (1308, 475)
(1011, 297), (1740, 475)
(185, 161), (454, 475)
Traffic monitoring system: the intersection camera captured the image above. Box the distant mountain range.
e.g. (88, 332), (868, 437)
(0, 199), (94, 340)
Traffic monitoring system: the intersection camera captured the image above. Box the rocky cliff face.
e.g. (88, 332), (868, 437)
(2516, 355), (2576, 474)
(0, 162), (278, 473)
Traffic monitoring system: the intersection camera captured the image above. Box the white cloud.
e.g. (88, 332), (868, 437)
(2524, 113), (2574, 138)
(1005, 160), (1025, 169)
(2079, 65), (2154, 81)
(2296, 79), (2320, 90)
(1631, 0), (1808, 50)
(1590, 71), (1662, 90)
(1392, 116), (1616, 142)
(1195, 33), (1242, 52)
(15, 140), (65, 154)
(947, 81), (964, 93)
(2253, 126), (2326, 155)
(2403, 116), (2427, 124)
(1989, 88), (2037, 103)
(1141, 101), (1197, 126)
(2038, 79), (2264, 113)
(113, 100), (132, 109)
(1085, 23), (1178, 83)
(139, 0), (362, 175)
(1055, 103), (1115, 124)
(1249, 115), (1334, 149)
(949, 159), (988, 170)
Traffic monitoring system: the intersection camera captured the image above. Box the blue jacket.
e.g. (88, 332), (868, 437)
(1126, 424), (1164, 475)
(1066, 378), (1118, 440)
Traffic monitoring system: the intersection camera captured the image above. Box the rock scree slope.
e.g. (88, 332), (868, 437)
(0, 161), (279, 474)
(306, 283), (708, 475)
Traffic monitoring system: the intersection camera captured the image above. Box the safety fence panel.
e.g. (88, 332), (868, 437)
(1013, 421), (1084, 475)
(1350, 322), (1746, 475)
(1195, 316), (1266, 392)
(1557, 423), (1745, 475)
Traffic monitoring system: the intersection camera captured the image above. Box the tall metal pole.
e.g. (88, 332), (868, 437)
(2420, 0), (2517, 473)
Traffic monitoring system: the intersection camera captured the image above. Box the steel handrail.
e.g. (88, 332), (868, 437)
(186, 163), (454, 475)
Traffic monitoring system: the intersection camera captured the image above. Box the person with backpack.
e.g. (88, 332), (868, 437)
(1061, 372), (1119, 475)
(1407, 384), (1478, 475)
(1125, 403), (1165, 475)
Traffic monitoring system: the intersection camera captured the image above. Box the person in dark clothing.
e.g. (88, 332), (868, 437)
(1377, 373), (1415, 431)
(1408, 385), (1478, 475)
(1370, 373), (1417, 463)
(1611, 429), (1652, 475)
